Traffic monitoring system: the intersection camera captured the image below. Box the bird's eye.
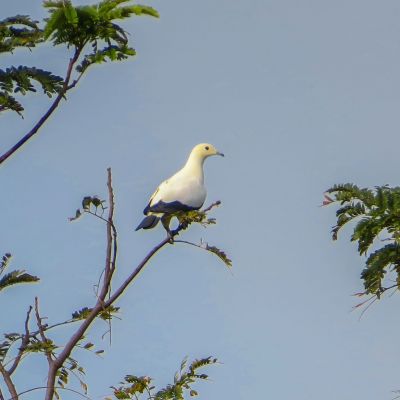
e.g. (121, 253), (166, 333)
(205, 146), (209, 150)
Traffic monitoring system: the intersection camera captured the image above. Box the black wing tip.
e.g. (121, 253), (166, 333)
(135, 215), (160, 231)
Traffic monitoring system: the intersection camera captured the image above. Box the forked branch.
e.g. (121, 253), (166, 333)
(43, 169), (225, 400)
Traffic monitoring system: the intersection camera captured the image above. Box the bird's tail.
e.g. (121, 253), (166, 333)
(135, 215), (160, 231)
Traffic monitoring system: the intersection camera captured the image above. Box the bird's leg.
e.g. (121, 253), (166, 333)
(175, 214), (188, 233)
(161, 215), (174, 243)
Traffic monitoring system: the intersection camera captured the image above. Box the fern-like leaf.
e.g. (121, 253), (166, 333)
(0, 270), (39, 292)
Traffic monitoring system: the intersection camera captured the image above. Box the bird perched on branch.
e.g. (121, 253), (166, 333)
(135, 143), (224, 236)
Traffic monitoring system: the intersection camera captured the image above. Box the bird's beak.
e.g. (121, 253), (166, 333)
(216, 151), (224, 157)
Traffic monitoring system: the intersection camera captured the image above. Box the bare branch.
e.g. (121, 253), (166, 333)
(174, 239), (205, 250)
(0, 362), (18, 400)
(105, 168), (117, 343)
(66, 71), (84, 90)
(6, 318), (79, 348)
(0, 47), (82, 165)
(34, 297), (53, 366)
(44, 169), (119, 400)
(104, 235), (172, 309)
(0, 386), (5, 400)
(104, 168), (117, 289)
(353, 284), (400, 316)
(203, 200), (221, 212)
(7, 306), (32, 376)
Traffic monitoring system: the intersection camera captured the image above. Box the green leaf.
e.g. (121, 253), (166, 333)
(0, 253), (12, 276)
(0, 270), (39, 291)
(69, 208), (82, 221)
(205, 244), (232, 268)
(44, 1), (158, 48)
(326, 183), (400, 298)
(63, 4), (79, 27)
(0, 91), (24, 115)
(72, 305), (119, 321)
(0, 15), (42, 53)
(0, 66), (63, 115)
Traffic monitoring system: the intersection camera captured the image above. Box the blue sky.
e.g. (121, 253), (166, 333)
(2, 1), (400, 399)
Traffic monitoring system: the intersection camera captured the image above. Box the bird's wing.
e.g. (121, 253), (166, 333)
(143, 182), (164, 214)
(143, 176), (205, 214)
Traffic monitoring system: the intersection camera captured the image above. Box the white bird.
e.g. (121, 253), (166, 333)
(135, 143), (224, 235)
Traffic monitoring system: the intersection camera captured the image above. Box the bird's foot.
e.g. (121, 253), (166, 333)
(167, 230), (175, 244)
(167, 227), (181, 243)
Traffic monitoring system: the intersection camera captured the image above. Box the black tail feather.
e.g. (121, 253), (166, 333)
(135, 215), (160, 231)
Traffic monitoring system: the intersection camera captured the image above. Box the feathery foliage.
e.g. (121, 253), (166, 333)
(0, 253), (39, 292)
(1, 0), (158, 119)
(0, 15), (42, 53)
(0, 66), (63, 115)
(325, 183), (400, 297)
(43, 0), (158, 72)
(204, 244), (232, 268)
(0, 67), (63, 97)
(110, 357), (218, 400)
(72, 305), (120, 321)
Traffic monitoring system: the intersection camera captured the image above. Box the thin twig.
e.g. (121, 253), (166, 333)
(0, 386), (5, 400)
(34, 297), (53, 366)
(7, 306), (32, 375)
(174, 239), (205, 250)
(353, 283), (400, 318)
(66, 70), (85, 90)
(358, 296), (379, 320)
(12, 385), (91, 400)
(203, 200), (221, 212)
(8, 318), (79, 345)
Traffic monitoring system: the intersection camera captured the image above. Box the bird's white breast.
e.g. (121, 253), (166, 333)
(151, 175), (206, 209)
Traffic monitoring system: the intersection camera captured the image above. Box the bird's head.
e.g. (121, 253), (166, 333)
(192, 143), (224, 159)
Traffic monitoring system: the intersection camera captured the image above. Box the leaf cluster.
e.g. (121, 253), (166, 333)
(0, 333), (19, 362)
(1, 0), (158, 117)
(326, 183), (400, 296)
(72, 305), (120, 321)
(43, 0), (158, 72)
(175, 210), (217, 231)
(0, 253), (39, 292)
(0, 15), (52, 115)
(0, 15), (42, 53)
(69, 195), (107, 220)
(204, 244), (232, 268)
(56, 356), (87, 398)
(0, 66), (63, 114)
(111, 357), (218, 400)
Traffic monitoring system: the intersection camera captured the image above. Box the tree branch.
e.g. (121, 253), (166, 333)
(7, 306), (32, 376)
(0, 362), (18, 400)
(44, 168), (119, 400)
(43, 171), (217, 400)
(0, 47), (82, 165)
(34, 297), (53, 366)
(104, 168), (117, 289)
